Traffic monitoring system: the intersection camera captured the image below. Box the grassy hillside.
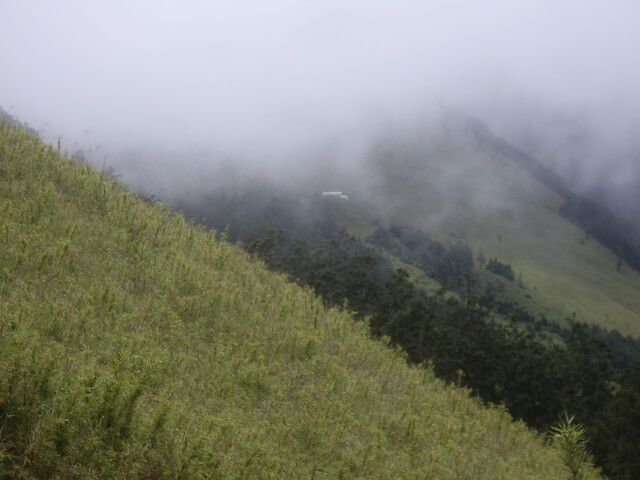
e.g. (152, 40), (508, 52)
(0, 123), (601, 478)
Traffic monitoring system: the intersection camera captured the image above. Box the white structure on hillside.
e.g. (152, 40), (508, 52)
(322, 191), (349, 200)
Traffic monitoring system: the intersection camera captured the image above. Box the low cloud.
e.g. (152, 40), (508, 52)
(1, 0), (639, 207)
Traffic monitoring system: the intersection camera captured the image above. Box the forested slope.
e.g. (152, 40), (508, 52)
(0, 122), (600, 478)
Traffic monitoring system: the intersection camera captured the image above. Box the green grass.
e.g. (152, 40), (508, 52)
(0, 122), (603, 478)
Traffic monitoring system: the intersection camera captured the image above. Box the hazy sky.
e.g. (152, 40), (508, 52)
(2, 0), (639, 187)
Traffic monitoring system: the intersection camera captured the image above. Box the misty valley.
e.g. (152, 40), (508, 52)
(156, 111), (640, 478)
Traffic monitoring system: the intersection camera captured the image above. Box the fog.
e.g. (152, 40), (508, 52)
(2, 0), (640, 209)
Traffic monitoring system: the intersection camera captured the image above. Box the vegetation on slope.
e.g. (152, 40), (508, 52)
(240, 224), (640, 478)
(175, 184), (640, 479)
(0, 122), (603, 478)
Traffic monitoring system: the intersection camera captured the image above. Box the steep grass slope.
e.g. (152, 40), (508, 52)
(0, 122), (599, 479)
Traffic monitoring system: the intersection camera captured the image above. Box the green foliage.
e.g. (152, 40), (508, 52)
(180, 187), (640, 478)
(550, 413), (593, 480)
(485, 258), (516, 281)
(168, 113), (640, 477)
(231, 220), (633, 475)
(368, 225), (474, 289)
(0, 120), (602, 478)
(245, 228), (282, 264)
(273, 225), (617, 429)
(590, 365), (640, 480)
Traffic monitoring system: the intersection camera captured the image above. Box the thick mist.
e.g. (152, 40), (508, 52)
(2, 0), (639, 212)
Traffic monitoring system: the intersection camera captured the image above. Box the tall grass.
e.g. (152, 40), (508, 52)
(0, 122), (602, 478)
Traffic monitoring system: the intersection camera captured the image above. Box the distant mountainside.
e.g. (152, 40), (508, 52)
(462, 112), (640, 272)
(359, 111), (640, 336)
(174, 110), (640, 338)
